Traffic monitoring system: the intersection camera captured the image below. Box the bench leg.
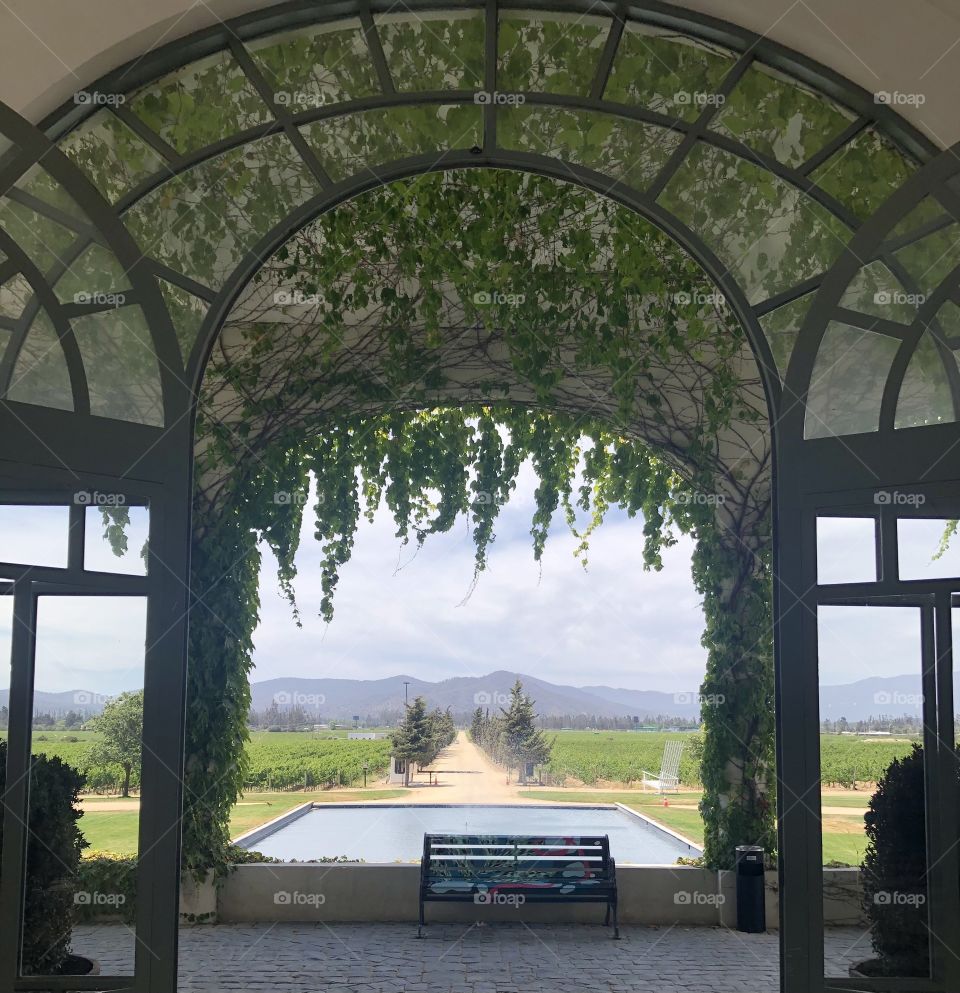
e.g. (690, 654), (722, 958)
(611, 899), (620, 940)
(417, 899), (425, 938)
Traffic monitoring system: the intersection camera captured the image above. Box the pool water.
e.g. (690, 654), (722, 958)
(240, 803), (700, 864)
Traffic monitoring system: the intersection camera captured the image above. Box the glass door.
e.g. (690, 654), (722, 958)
(814, 505), (960, 991)
(0, 496), (150, 992)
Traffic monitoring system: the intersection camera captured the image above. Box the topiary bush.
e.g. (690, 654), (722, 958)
(0, 740), (87, 974)
(861, 744), (930, 976)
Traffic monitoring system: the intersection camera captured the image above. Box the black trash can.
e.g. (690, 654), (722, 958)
(735, 845), (765, 933)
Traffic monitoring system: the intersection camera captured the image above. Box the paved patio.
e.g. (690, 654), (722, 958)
(74, 923), (869, 992)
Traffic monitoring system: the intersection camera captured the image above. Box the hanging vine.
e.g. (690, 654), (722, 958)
(178, 170), (775, 874)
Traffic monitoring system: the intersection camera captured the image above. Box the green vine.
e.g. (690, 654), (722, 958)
(180, 170), (774, 873)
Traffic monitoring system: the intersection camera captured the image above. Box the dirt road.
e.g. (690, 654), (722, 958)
(402, 731), (540, 804)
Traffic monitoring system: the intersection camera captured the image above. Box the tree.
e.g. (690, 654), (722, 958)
(390, 696), (434, 785)
(469, 706), (485, 743)
(88, 690), (143, 797)
(429, 707), (457, 757)
(499, 680), (552, 783)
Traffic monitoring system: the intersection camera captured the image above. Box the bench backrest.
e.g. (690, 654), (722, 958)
(421, 834), (614, 894)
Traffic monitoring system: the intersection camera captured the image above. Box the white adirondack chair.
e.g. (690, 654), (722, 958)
(642, 739), (684, 793)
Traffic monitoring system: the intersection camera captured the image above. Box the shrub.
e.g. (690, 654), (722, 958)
(75, 852), (137, 924)
(862, 744), (931, 976)
(0, 740), (87, 974)
(226, 845), (281, 865)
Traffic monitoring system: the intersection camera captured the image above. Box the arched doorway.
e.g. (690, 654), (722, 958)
(0, 4), (957, 990)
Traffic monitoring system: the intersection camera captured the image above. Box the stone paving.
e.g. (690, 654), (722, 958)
(73, 923), (867, 992)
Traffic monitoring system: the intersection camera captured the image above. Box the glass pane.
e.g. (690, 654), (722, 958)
(894, 223), (960, 303)
(59, 110), (166, 204)
(604, 23), (735, 121)
(248, 18), (379, 109)
(805, 323), (899, 439)
(897, 518), (960, 579)
(659, 141), (850, 304)
(9, 164), (87, 220)
(711, 62), (854, 168)
(301, 105), (483, 182)
(85, 505), (149, 576)
(0, 588), (10, 700)
(0, 593), (9, 867)
(497, 106), (681, 189)
(812, 128), (917, 220)
(72, 307), (163, 426)
(127, 50), (273, 154)
(758, 291), (814, 382)
(498, 11), (609, 96)
(895, 332), (955, 429)
(22, 595), (146, 978)
(0, 197), (81, 274)
(817, 517), (876, 584)
(0, 271), (34, 319)
(53, 243), (130, 306)
(935, 299), (960, 342)
(378, 11), (484, 91)
(839, 260), (919, 324)
(819, 605), (929, 980)
(158, 279), (208, 365)
(0, 505), (69, 567)
(7, 311), (74, 412)
(888, 196), (949, 243)
(126, 134), (319, 289)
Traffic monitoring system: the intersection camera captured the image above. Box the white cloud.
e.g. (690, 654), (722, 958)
(0, 497), (952, 697)
(251, 470), (710, 693)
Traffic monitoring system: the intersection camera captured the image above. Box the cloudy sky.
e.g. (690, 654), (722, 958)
(250, 462), (708, 692)
(0, 471), (956, 698)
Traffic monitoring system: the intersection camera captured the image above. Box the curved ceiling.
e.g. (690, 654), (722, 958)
(1, 0), (957, 452)
(0, 0), (958, 148)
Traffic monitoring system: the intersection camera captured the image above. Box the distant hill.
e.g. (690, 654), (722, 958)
(2, 670), (943, 722)
(0, 688), (111, 718)
(247, 669), (940, 722)
(819, 673), (944, 720)
(246, 670), (695, 720)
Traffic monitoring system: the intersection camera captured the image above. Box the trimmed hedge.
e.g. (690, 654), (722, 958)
(862, 745), (933, 976)
(75, 852), (137, 924)
(0, 740), (86, 974)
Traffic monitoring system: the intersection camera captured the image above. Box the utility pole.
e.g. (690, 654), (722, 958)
(403, 681), (410, 706)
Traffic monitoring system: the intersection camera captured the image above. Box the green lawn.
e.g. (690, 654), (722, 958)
(520, 790), (705, 844)
(77, 789), (410, 856)
(819, 793), (871, 808)
(520, 789), (868, 866)
(822, 833), (867, 866)
(80, 810), (141, 854)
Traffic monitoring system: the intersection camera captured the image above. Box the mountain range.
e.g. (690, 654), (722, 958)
(3, 670), (940, 722)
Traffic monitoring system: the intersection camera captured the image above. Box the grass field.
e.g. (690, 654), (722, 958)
(521, 789), (707, 844)
(6, 728), (401, 855)
(543, 729), (917, 790)
(7, 728), (394, 793)
(9, 726), (899, 866)
(544, 731), (702, 786)
(519, 789), (868, 865)
(78, 789), (410, 855)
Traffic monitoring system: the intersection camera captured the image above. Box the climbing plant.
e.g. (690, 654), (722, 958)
(175, 169), (775, 874)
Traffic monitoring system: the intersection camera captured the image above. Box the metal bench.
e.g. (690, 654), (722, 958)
(418, 833), (619, 938)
